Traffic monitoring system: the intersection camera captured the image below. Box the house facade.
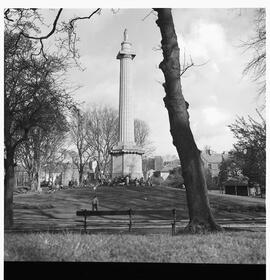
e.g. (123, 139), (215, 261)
(201, 148), (223, 178)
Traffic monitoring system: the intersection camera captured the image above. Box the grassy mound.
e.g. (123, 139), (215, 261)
(13, 203), (54, 209)
(11, 185), (266, 232)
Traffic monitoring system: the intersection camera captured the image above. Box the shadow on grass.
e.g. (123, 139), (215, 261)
(12, 185), (265, 232)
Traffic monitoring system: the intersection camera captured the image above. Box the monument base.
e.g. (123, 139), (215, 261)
(111, 146), (144, 179)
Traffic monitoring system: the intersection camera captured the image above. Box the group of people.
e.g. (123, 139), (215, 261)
(109, 175), (152, 187)
(41, 176), (63, 192)
(68, 179), (79, 188)
(45, 174), (153, 190)
(133, 177), (152, 187)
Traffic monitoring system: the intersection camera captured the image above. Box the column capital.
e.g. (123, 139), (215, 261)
(116, 51), (136, 60)
(117, 34), (136, 60)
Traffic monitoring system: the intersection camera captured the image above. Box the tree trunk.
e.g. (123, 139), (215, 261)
(34, 158), (42, 192)
(37, 169), (41, 192)
(79, 164), (83, 184)
(4, 146), (15, 228)
(29, 170), (36, 191)
(33, 170), (42, 192)
(154, 8), (222, 233)
(31, 147), (42, 192)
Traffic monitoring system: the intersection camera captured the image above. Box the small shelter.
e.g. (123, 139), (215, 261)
(223, 179), (249, 196)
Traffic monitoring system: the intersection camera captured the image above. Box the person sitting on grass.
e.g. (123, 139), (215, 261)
(92, 195), (99, 211)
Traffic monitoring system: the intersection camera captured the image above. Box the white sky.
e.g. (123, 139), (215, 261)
(42, 7), (264, 156)
(1, 3), (267, 159)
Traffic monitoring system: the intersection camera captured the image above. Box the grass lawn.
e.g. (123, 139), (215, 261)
(11, 185), (265, 231)
(4, 230), (265, 263)
(6, 185), (265, 263)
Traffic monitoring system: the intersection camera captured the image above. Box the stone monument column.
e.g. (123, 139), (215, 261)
(110, 29), (144, 179)
(117, 29), (135, 146)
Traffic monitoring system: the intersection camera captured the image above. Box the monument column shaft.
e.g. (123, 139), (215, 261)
(119, 56), (134, 144)
(110, 29), (143, 180)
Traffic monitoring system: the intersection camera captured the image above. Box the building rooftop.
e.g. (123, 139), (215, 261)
(224, 179), (248, 186)
(201, 150), (223, 164)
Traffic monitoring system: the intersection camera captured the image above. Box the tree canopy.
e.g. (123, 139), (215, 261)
(228, 112), (266, 187)
(4, 28), (74, 227)
(242, 8), (266, 96)
(4, 31), (72, 153)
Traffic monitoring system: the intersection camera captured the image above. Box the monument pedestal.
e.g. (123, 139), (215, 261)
(111, 144), (144, 179)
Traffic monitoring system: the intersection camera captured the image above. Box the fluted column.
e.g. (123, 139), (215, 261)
(110, 29), (144, 179)
(117, 29), (136, 146)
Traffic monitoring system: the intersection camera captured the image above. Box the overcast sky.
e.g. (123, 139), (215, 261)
(38, 8), (265, 156)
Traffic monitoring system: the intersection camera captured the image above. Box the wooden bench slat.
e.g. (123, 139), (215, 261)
(77, 210), (130, 216)
(76, 210), (175, 216)
(83, 220), (175, 224)
(130, 210), (174, 215)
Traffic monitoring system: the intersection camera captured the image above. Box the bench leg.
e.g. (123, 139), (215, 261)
(128, 211), (132, 233)
(172, 223), (176, 236)
(84, 216), (87, 234)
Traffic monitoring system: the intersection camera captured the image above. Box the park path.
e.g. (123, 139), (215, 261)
(208, 190), (265, 203)
(163, 185), (265, 204)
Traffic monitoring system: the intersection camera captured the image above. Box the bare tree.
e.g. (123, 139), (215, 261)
(84, 107), (155, 176)
(16, 125), (67, 191)
(85, 106), (118, 176)
(69, 108), (93, 184)
(84, 106), (155, 176)
(228, 111), (266, 188)
(241, 8), (266, 96)
(153, 8), (222, 233)
(4, 30), (73, 228)
(4, 8), (101, 62)
(134, 119), (156, 156)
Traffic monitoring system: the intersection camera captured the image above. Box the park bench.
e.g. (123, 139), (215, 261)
(76, 209), (177, 236)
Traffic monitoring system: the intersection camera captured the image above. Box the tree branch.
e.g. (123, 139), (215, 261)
(180, 57), (209, 77)
(68, 8), (101, 30)
(21, 9), (63, 40)
(4, 9), (14, 22)
(142, 9), (156, 21)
